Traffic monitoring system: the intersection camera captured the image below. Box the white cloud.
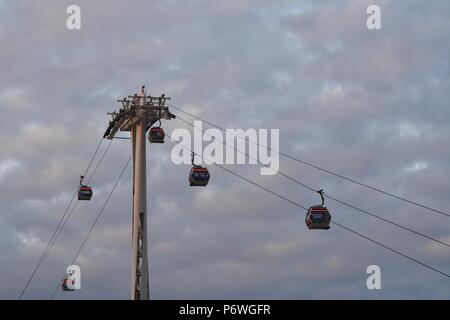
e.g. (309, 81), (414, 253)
(404, 161), (428, 173)
(0, 159), (21, 180)
(398, 122), (421, 138)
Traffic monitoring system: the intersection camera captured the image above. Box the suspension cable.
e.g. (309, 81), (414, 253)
(166, 133), (450, 280)
(43, 140), (114, 263)
(83, 136), (104, 178)
(50, 155), (131, 299)
(169, 104), (450, 218)
(18, 137), (108, 299)
(175, 115), (450, 248)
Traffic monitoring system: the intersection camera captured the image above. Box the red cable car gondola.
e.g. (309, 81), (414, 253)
(148, 121), (165, 143)
(78, 176), (93, 201)
(189, 166), (210, 187)
(189, 152), (210, 187)
(61, 273), (75, 291)
(305, 190), (331, 230)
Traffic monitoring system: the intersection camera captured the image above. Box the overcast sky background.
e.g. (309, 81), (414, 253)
(1, 0), (449, 299)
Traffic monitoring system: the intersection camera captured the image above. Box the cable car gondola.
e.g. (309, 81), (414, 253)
(78, 176), (93, 201)
(148, 120), (165, 143)
(61, 272), (75, 291)
(305, 189), (331, 230)
(189, 152), (210, 187)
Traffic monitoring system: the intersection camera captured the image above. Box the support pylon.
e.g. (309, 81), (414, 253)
(104, 86), (174, 300)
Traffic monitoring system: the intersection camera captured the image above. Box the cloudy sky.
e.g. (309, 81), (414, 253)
(1, 0), (449, 299)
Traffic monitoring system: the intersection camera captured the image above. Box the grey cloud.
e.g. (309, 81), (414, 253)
(0, 0), (449, 299)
